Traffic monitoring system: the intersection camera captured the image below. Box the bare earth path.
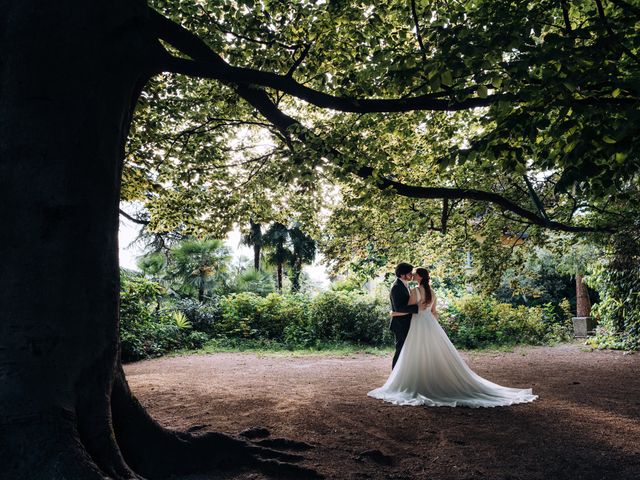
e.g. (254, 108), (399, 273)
(124, 343), (640, 480)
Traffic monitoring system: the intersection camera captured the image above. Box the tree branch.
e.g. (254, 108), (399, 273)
(231, 81), (611, 234)
(523, 174), (550, 222)
(410, 0), (428, 63)
(560, 0), (572, 34)
(441, 198), (449, 234)
(285, 42), (313, 78)
(162, 55), (502, 113)
(119, 209), (149, 225)
(148, 8), (502, 113)
(146, 7), (614, 235)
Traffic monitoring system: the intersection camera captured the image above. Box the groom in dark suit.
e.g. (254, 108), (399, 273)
(390, 262), (423, 369)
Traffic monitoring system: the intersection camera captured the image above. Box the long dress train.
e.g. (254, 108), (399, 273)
(368, 289), (538, 407)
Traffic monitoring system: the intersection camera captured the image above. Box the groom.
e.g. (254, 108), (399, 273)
(390, 262), (425, 369)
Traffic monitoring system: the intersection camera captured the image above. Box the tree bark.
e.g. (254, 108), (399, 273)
(576, 274), (592, 317)
(254, 244), (261, 271)
(0, 3), (321, 479)
(0, 1), (154, 478)
(277, 263), (283, 292)
(291, 258), (302, 293)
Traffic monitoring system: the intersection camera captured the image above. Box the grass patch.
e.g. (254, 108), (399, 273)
(169, 338), (554, 358)
(172, 337), (394, 357)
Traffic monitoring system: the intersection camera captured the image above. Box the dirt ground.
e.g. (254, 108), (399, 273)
(124, 343), (640, 480)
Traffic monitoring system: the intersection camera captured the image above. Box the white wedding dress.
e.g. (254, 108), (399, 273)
(368, 288), (538, 408)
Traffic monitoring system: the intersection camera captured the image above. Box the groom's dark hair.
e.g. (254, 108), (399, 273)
(395, 262), (414, 277)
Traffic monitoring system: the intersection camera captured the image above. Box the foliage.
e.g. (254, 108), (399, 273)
(308, 291), (392, 346)
(172, 297), (222, 334)
(587, 233), (640, 351)
(119, 272), (206, 361)
(121, 266), (578, 360)
(120, 1), (640, 355)
(166, 237), (231, 300)
(439, 294), (569, 349)
(495, 247), (576, 309)
(217, 292), (310, 340)
(241, 220), (264, 270)
(136, 236), (233, 299)
(263, 222), (294, 291)
(289, 225), (317, 292)
(230, 268), (276, 296)
(329, 277), (365, 293)
(126, 0), (640, 258)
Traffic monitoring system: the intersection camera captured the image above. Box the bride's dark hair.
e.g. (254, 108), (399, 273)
(415, 267), (432, 306)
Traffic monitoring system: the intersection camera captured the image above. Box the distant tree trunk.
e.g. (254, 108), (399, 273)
(576, 274), (592, 317)
(250, 220), (262, 271)
(254, 244), (261, 270)
(198, 278), (205, 302)
(291, 258), (302, 292)
(277, 263), (283, 292)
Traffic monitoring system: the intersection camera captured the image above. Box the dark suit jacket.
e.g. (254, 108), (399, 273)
(389, 278), (419, 331)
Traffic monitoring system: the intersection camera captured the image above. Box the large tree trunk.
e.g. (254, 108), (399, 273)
(0, 3), (320, 480)
(0, 1), (152, 478)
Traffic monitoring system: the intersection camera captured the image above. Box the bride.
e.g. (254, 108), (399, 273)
(368, 267), (538, 408)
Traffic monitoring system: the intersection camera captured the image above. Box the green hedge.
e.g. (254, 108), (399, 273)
(439, 295), (572, 349)
(120, 272), (574, 361)
(215, 291), (391, 347)
(119, 274), (207, 361)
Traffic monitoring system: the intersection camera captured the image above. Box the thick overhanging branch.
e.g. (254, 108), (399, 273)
(235, 85), (611, 234)
(162, 55), (503, 113)
(354, 167), (610, 233)
(149, 8), (502, 113)
(146, 7), (614, 234)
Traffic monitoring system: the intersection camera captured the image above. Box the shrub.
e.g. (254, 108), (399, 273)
(258, 293), (310, 339)
(217, 292), (263, 338)
(439, 294), (551, 348)
(587, 235), (640, 351)
(173, 297), (221, 334)
(119, 271), (214, 361)
(217, 292), (310, 340)
(309, 291), (392, 346)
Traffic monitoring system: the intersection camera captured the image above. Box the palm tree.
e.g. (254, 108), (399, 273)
(233, 268), (275, 296)
(241, 219), (263, 271)
(263, 222), (293, 292)
(289, 226), (316, 292)
(168, 238), (231, 301)
(137, 251), (167, 281)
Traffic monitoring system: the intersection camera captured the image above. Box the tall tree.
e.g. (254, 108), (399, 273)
(241, 220), (264, 271)
(289, 226), (317, 293)
(263, 222), (294, 292)
(1, 1), (639, 478)
(167, 238), (231, 300)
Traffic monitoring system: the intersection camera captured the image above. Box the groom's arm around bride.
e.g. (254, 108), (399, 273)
(389, 262), (421, 369)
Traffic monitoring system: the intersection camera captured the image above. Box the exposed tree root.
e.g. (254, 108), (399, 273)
(112, 366), (324, 479)
(253, 438), (315, 451)
(0, 413), (125, 480)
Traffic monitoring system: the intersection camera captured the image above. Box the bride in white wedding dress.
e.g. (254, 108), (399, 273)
(368, 268), (538, 408)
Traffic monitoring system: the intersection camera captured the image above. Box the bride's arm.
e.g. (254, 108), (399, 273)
(390, 287), (417, 316)
(430, 288), (439, 318)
